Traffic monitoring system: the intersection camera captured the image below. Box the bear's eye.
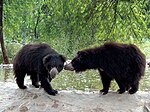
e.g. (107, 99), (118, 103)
(47, 64), (51, 69)
(75, 58), (81, 63)
(58, 64), (63, 68)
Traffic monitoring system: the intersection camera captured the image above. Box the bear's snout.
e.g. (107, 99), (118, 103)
(50, 67), (58, 79)
(64, 60), (74, 71)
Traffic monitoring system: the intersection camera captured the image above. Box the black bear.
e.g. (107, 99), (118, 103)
(13, 43), (66, 95)
(64, 42), (146, 95)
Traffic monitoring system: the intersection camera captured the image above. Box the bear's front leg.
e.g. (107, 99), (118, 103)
(40, 76), (58, 95)
(99, 70), (112, 95)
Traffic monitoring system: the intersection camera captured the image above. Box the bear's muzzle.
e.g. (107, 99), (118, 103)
(49, 67), (58, 79)
(64, 60), (74, 71)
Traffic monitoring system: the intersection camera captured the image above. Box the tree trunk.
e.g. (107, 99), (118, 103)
(0, 0), (9, 64)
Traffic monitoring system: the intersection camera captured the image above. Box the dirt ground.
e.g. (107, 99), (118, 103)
(0, 81), (150, 112)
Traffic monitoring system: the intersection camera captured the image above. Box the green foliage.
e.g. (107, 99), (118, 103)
(5, 43), (22, 63)
(52, 70), (102, 90)
(139, 39), (150, 59)
(0, 42), (22, 63)
(2, 0), (150, 61)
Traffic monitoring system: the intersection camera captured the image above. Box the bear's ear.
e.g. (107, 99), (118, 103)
(43, 54), (52, 64)
(60, 55), (66, 62)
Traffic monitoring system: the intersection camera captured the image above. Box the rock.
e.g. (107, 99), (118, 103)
(0, 82), (150, 112)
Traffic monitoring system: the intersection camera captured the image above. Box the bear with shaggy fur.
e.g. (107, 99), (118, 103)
(13, 43), (66, 95)
(65, 42), (146, 95)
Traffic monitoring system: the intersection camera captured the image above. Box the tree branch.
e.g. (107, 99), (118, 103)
(0, 0), (9, 64)
(34, 9), (41, 39)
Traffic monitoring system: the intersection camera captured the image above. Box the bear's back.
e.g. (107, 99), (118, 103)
(13, 43), (57, 71)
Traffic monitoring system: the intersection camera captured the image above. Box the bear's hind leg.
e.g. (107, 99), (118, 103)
(99, 70), (112, 95)
(115, 79), (126, 94)
(128, 82), (139, 94)
(30, 73), (40, 88)
(126, 84), (130, 91)
(15, 71), (27, 89)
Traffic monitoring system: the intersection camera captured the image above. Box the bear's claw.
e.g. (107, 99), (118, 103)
(100, 89), (108, 95)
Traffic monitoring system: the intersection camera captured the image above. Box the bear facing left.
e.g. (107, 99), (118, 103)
(13, 43), (66, 95)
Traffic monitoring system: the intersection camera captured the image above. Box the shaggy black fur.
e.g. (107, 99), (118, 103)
(70, 42), (146, 94)
(13, 43), (66, 95)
